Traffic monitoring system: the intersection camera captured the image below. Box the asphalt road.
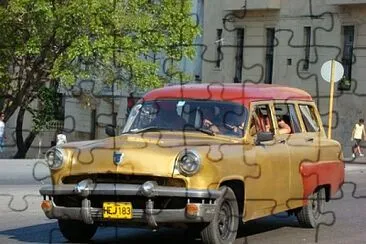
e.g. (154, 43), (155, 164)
(0, 160), (365, 244)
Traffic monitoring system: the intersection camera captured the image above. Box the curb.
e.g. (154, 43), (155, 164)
(344, 157), (366, 164)
(0, 159), (40, 163)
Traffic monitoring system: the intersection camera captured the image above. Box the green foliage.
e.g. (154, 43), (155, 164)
(0, 0), (199, 90)
(28, 86), (58, 133)
(0, 0), (200, 134)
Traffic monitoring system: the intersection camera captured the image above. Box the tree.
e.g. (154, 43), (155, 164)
(0, 0), (200, 158)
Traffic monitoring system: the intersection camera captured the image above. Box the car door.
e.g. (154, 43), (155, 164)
(244, 101), (291, 221)
(272, 101), (315, 210)
(270, 102), (294, 210)
(279, 101), (333, 210)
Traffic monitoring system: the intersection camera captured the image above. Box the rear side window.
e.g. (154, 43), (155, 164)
(299, 104), (320, 132)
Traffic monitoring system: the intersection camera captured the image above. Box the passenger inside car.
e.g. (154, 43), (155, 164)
(257, 109), (271, 132)
(249, 106), (273, 136)
(277, 115), (291, 134)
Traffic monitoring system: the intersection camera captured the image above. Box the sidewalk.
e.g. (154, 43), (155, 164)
(0, 148), (46, 159)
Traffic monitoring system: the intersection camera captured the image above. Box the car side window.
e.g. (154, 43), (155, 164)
(273, 103), (301, 134)
(299, 104), (320, 132)
(249, 104), (274, 136)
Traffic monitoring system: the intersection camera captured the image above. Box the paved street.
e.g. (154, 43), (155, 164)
(0, 160), (365, 243)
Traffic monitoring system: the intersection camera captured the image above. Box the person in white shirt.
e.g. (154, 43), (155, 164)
(0, 113), (5, 152)
(352, 119), (366, 158)
(56, 129), (67, 146)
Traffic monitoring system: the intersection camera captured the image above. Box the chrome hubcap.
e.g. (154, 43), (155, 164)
(311, 192), (322, 219)
(217, 202), (232, 240)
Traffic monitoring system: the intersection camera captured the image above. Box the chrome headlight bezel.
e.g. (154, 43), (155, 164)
(140, 181), (157, 197)
(176, 149), (201, 176)
(45, 147), (65, 170)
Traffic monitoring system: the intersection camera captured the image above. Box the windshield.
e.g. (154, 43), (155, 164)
(122, 99), (248, 138)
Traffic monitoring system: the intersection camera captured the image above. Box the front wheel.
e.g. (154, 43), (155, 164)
(58, 219), (98, 243)
(200, 186), (239, 244)
(296, 187), (326, 228)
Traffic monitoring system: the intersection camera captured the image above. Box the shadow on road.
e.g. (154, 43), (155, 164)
(0, 222), (64, 243)
(236, 213), (301, 239)
(0, 214), (301, 243)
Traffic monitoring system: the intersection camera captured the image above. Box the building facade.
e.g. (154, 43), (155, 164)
(202, 0), (366, 156)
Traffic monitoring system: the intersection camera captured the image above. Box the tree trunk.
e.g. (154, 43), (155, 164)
(13, 107), (38, 159)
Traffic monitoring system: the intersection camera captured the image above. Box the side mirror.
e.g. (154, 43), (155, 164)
(256, 131), (274, 144)
(105, 124), (116, 137)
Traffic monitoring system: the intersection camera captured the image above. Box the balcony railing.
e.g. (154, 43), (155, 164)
(225, 0), (280, 11)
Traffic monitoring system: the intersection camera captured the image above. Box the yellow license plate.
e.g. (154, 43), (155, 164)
(103, 202), (133, 219)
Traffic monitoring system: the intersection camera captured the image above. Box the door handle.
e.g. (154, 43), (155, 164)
(306, 138), (314, 142)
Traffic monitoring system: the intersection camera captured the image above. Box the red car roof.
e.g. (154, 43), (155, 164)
(142, 83), (312, 106)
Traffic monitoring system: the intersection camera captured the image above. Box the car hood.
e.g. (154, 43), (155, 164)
(57, 131), (241, 179)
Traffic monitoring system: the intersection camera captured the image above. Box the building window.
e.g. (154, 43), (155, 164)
(215, 29), (223, 68)
(303, 26), (311, 70)
(342, 25), (354, 81)
(234, 28), (244, 83)
(264, 28), (275, 84)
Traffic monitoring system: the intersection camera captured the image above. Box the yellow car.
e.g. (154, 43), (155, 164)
(40, 83), (345, 244)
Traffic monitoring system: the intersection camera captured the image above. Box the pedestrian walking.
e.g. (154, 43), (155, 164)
(0, 113), (5, 152)
(352, 118), (366, 158)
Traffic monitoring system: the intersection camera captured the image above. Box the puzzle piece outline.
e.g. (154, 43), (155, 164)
(1, 0), (364, 243)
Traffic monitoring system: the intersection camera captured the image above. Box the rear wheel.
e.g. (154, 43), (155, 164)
(296, 187), (326, 228)
(58, 219), (97, 243)
(200, 186), (239, 244)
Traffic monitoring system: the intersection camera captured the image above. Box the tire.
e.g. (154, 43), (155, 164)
(200, 186), (240, 244)
(58, 219), (98, 243)
(296, 187), (326, 228)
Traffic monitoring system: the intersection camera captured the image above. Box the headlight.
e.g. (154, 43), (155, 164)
(45, 148), (64, 169)
(176, 150), (201, 176)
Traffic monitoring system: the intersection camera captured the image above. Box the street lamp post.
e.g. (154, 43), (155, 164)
(327, 60), (336, 139)
(320, 59), (344, 139)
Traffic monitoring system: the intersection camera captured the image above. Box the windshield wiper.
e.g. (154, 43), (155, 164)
(129, 126), (215, 136)
(129, 126), (163, 134)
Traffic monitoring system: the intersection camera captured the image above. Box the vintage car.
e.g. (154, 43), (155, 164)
(39, 83), (345, 243)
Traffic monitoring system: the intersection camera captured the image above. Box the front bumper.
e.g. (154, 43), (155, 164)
(39, 181), (223, 228)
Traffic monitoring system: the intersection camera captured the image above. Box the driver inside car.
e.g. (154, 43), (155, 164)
(221, 112), (245, 137)
(149, 102), (187, 129)
(199, 107), (220, 134)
